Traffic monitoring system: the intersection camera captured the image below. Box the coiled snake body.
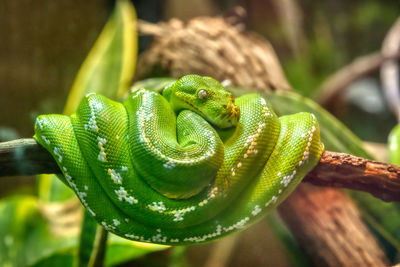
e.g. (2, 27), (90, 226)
(34, 75), (323, 245)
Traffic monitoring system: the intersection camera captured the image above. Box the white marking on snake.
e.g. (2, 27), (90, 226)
(115, 186), (138, 204)
(41, 135), (50, 145)
(108, 168), (123, 184)
(125, 233), (140, 240)
(223, 217), (250, 232)
(101, 221), (116, 231)
(97, 136), (107, 162)
(148, 201), (166, 213)
(62, 169), (95, 216)
(85, 97), (99, 132)
(36, 118), (47, 130)
(171, 206), (196, 222)
(251, 205), (262, 216)
(53, 147), (62, 162)
(151, 233), (167, 243)
(265, 196), (278, 207)
(183, 224), (222, 243)
(280, 170), (296, 187)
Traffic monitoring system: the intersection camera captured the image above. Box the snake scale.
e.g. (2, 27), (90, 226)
(33, 75), (324, 245)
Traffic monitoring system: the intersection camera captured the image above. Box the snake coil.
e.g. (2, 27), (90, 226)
(34, 75), (323, 245)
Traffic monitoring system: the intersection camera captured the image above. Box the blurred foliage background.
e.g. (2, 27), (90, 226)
(0, 0), (399, 266)
(1, 0), (398, 147)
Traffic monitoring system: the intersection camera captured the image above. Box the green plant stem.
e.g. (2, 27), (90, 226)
(78, 210), (109, 267)
(89, 226), (108, 267)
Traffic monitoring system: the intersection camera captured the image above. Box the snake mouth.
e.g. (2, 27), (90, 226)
(217, 103), (240, 127)
(229, 104), (240, 119)
(181, 99), (239, 128)
(182, 100), (208, 118)
(226, 95), (240, 123)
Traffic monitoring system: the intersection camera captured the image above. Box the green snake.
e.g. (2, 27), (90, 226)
(33, 75), (324, 245)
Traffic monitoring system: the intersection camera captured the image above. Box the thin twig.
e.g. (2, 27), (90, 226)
(317, 52), (400, 106)
(381, 17), (400, 121)
(137, 19), (170, 36)
(1, 138), (400, 202)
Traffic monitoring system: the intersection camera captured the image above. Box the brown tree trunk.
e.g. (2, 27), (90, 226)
(278, 184), (388, 266)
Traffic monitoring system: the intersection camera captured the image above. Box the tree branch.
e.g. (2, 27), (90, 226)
(1, 138), (399, 202)
(304, 150), (400, 202)
(0, 138), (60, 176)
(317, 51), (400, 106)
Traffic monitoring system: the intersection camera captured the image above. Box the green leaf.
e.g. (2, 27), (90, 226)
(0, 195), (168, 267)
(38, 0), (138, 203)
(63, 0), (137, 115)
(130, 77), (177, 95)
(77, 211), (100, 267)
(62, 1), (140, 264)
(264, 90), (373, 159)
(105, 236), (168, 266)
(0, 196), (76, 266)
(33, 249), (75, 267)
(389, 124), (400, 166)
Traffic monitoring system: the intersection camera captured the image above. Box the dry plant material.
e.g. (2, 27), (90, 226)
(137, 17), (291, 92)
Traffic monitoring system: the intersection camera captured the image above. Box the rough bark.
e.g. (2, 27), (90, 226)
(305, 150), (400, 202)
(278, 184), (388, 266)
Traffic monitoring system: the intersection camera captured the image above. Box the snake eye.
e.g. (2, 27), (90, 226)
(197, 89), (208, 99)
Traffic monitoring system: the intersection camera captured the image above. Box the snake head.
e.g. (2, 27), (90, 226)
(164, 75), (240, 128)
